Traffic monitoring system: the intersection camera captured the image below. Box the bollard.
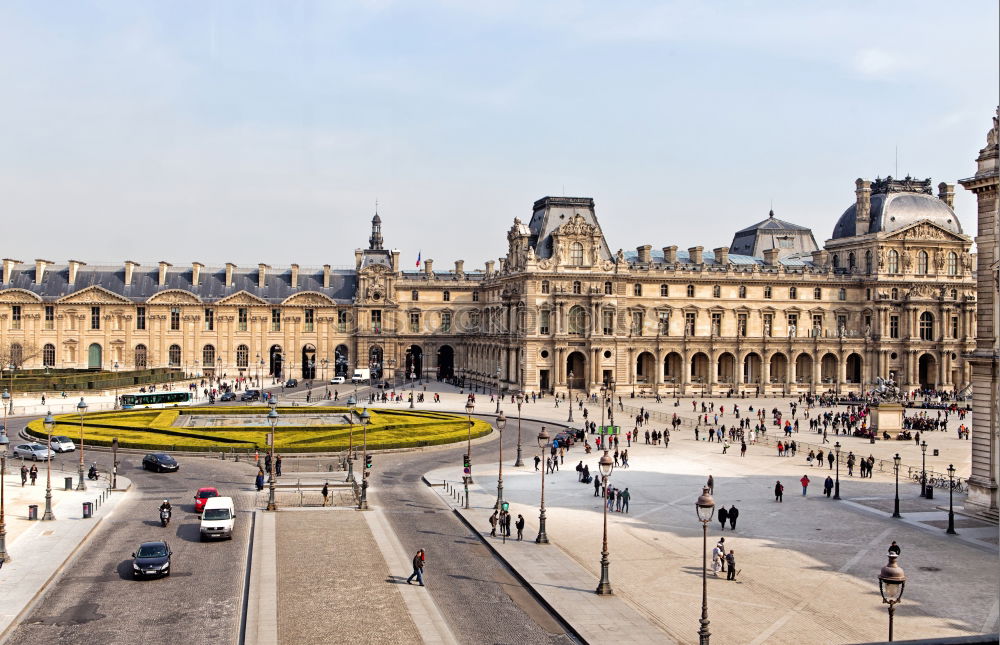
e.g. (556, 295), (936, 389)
(64, 477), (73, 490)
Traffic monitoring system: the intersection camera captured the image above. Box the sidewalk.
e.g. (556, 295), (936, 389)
(0, 473), (132, 640)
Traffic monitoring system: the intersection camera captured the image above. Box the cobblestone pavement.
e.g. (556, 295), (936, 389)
(275, 510), (420, 644)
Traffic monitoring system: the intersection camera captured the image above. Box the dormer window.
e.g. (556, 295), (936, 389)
(570, 242), (584, 266)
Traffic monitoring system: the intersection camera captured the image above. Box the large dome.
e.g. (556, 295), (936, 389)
(831, 179), (963, 239)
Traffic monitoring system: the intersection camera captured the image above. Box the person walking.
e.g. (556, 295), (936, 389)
(534, 454), (540, 471)
(515, 514), (525, 541)
(740, 441), (747, 457)
(275, 454), (282, 477)
(718, 505), (729, 531)
(707, 474), (715, 495)
(774, 480), (784, 502)
(321, 482), (329, 506)
(594, 475), (601, 496)
(406, 549), (425, 586)
(489, 511), (498, 537)
(728, 504), (739, 530)
(800, 474), (810, 496)
(620, 487), (631, 513)
(29, 464), (38, 485)
(255, 469), (265, 491)
(712, 542), (724, 576)
(504, 511), (512, 537)
(715, 537), (727, 572)
(828, 451), (835, 469)
(725, 550), (737, 581)
(20, 464), (28, 486)
(888, 541), (902, 555)
(823, 475), (834, 498)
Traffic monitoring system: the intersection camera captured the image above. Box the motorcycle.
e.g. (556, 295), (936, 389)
(160, 507), (171, 527)
(87, 466), (100, 481)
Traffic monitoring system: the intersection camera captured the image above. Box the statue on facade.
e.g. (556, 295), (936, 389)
(901, 250), (912, 271)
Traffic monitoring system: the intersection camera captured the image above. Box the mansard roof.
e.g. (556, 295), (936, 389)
(730, 210), (819, 258)
(527, 196), (613, 262)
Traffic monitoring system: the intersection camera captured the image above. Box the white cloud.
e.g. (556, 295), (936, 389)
(852, 48), (908, 79)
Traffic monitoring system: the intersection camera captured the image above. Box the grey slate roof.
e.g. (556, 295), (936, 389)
(831, 191), (963, 239)
(729, 210), (819, 258)
(527, 196), (613, 261)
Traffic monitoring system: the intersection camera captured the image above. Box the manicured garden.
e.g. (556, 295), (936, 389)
(26, 406), (492, 453)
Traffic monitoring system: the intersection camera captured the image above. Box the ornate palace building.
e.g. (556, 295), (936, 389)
(0, 174), (978, 398)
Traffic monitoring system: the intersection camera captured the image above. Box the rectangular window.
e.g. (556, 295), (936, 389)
(711, 312), (722, 336)
(409, 312), (420, 333)
(685, 312), (696, 336)
(889, 315), (900, 339)
(238, 308), (248, 332)
(441, 312), (452, 333)
(763, 313), (774, 337)
(411, 290), (419, 301)
(472, 291), (480, 302)
(204, 308), (214, 331)
(658, 311), (669, 335)
(540, 310), (550, 335)
(170, 307), (181, 331)
(91, 306), (101, 330)
(44, 305), (54, 330)
(11, 305), (21, 330)
(787, 313), (798, 336)
(271, 308), (281, 332)
(631, 311), (643, 336)
(371, 310), (382, 333)
(603, 310), (615, 335)
(837, 315), (847, 335)
(864, 314), (872, 333)
(737, 313), (747, 337)
(951, 315), (959, 339)
(136, 306), (146, 330)
(337, 310), (348, 333)
(304, 308), (315, 332)
(812, 314), (823, 336)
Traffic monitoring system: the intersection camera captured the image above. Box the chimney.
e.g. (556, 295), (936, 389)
(34, 259), (52, 284)
(811, 250), (829, 267)
(290, 264), (300, 289)
(124, 260), (140, 287)
(258, 263), (269, 289)
(391, 250), (400, 273)
(455, 259), (465, 275)
(323, 264), (331, 289)
(158, 261), (172, 287)
(636, 245), (652, 264)
(191, 262), (204, 287)
(764, 248), (780, 266)
(662, 246), (678, 264)
(937, 182), (955, 209)
(485, 260), (495, 275)
(424, 259), (434, 276)
(225, 263), (236, 288)
(855, 178), (872, 235)
(68, 259), (85, 285)
(688, 246), (704, 265)
(2, 258), (21, 284)
(354, 250), (363, 271)
(713, 247), (730, 265)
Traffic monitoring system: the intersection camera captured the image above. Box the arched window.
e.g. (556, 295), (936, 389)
(541, 280), (550, 294)
(134, 344), (147, 368)
(604, 281), (613, 295)
(919, 312), (934, 340)
(712, 285), (721, 298)
(738, 285), (747, 298)
(848, 252), (856, 271)
(660, 284), (668, 297)
(789, 287), (797, 300)
(168, 344), (182, 367)
(568, 306), (587, 335)
(947, 252), (958, 276)
(43, 343), (56, 367)
(917, 250), (929, 274)
(10, 343), (23, 366)
(865, 250), (872, 274)
(832, 255), (840, 269)
(686, 285), (695, 298)
(570, 242), (584, 266)
(572, 281), (582, 295)
(202, 344), (216, 366)
(236, 344), (249, 368)
(813, 287), (822, 300)
(633, 283), (642, 296)
(888, 250), (899, 273)
(891, 288), (898, 300)
(764, 286), (772, 299)
(443, 290), (451, 302)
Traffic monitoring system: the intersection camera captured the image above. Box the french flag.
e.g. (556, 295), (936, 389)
(416, 251), (421, 268)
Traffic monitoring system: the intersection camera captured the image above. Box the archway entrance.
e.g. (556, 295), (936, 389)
(269, 345), (283, 378)
(918, 354), (936, 389)
(369, 345), (384, 382)
(663, 352), (682, 388)
(690, 352), (709, 383)
(769, 353), (788, 384)
(846, 353), (862, 384)
(302, 344), (317, 380)
(334, 345), (349, 377)
(405, 345), (423, 382)
(566, 351), (586, 389)
(718, 352), (736, 384)
(87, 343), (102, 370)
(635, 351), (655, 384)
(437, 345), (455, 380)
(820, 353), (838, 384)
(795, 353), (813, 383)
(743, 353), (761, 384)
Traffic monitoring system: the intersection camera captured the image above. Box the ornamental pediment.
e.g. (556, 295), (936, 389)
(56, 286), (131, 305)
(147, 289), (202, 304)
(555, 214), (599, 238)
(0, 288), (42, 303)
(216, 290), (268, 306)
(281, 291), (336, 306)
(884, 221), (967, 243)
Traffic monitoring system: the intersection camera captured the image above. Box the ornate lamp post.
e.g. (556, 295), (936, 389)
(495, 366), (502, 413)
(465, 400), (475, 485)
(695, 486), (716, 644)
(595, 449), (614, 595)
(494, 412), (506, 510)
(919, 441), (928, 498)
(0, 390), (8, 467)
(345, 394), (356, 482)
(76, 398), (88, 490)
(567, 371), (574, 423)
(266, 401), (278, 511)
(891, 453), (901, 518)
(359, 408), (371, 510)
(600, 384), (607, 432)
(410, 362), (416, 409)
(946, 464), (957, 535)
(878, 553), (906, 642)
(42, 412), (56, 520)
(833, 441), (841, 500)
(113, 360), (120, 409)
(536, 427), (550, 544)
(0, 431), (8, 562)
(514, 393), (524, 467)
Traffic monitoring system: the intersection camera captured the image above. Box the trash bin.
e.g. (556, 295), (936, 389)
(924, 485), (934, 499)
(933, 449), (940, 456)
(64, 477), (73, 490)
(27, 504), (38, 520)
(82, 501), (93, 519)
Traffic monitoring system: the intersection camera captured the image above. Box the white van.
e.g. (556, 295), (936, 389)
(200, 496), (235, 541)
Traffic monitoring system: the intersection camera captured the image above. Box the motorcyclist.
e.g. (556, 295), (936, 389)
(88, 463), (98, 480)
(159, 499), (172, 514)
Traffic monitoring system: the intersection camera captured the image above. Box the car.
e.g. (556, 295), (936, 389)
(240, 390), (260, 402)
(142, 453), (179, 473)
(12, 443), (55, 461)
(48, 436), (76, 453)
(132, 540), (172, 578)
(285, 379), (298, 388)
(193, 487), (220, 513)
(553, 432), (575, 447)
(200, 496), (236, 540)
(219, 392), (237, 402)
(329, 376), (345, 385)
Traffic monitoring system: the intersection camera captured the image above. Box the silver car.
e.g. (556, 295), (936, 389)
(13, 443), (55, 461)
(48, 436), (76, 453)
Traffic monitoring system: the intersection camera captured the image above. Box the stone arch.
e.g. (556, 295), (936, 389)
(717, 352), (737, 384)
(820, 353), (838, 384)
(334, 344), (349, 377)
(87, 343), (102, 369)
(846, 352), (862, 384)
(302, 344), (317, 379)
(795, 353), (813, 383)
(566, 351), (586, 389)
(437, 345), (454, 379)
(690, 352), (709, 382)
(635, 351), (655, 384)
(405, 345), (423, 380)
(918, 353), (936, 389)
(743, 352), (762, 383)
(269, 345), (284, 377)
(663, 352), (682, 381)
(769, 352), (788, 383)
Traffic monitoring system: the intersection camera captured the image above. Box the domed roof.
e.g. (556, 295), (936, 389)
(832, 177), (963, 239)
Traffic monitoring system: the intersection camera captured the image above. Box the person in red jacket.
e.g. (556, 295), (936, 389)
(800, 474), (811, 496)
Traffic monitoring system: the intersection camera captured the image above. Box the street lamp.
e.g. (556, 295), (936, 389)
(891, 453), (901, 518)
(465, 400), (475, 485)
(266, 400), (278, 511)
(0, 389), (8, 472)
(536, 427), (550, 544)
(113, 361), (120, 409)
(345, 395), (357, 482)
(878, 552), (906, 642)
(494, 411), (506, 510)
(946, 464), (957, 535)
(600, 384), (607, 432)
(833, 441), (841, 500)
(359, 408), (370, 510)
(0, 430), (8, 562)
(495, 366), (502, 413)
(42, 412), (56, 520)
(595, 449), (614, 595)
(919, 441), (928, 498)
(567, 371), (574, 423)
(695, 486), (716, 644)
(76, 398), (88, 490)
(514, 393), (524, 467)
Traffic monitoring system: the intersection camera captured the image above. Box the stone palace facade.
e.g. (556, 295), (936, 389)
(0, 174), (978, 398)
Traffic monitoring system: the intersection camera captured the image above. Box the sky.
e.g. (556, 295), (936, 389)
(0, 1), (997, 271)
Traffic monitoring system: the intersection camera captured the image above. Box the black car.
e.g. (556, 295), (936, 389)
(132, 540), (172, 578)
(240, 390), (260, 402)
(220, 392), (237, 402)
(285, 379), (298, 388)
(142, 453), (179, 473)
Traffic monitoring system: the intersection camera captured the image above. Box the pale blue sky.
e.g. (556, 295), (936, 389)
(0, 1), (996, 270)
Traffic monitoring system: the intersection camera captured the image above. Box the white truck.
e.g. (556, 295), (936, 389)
(351, 368), (371, 384)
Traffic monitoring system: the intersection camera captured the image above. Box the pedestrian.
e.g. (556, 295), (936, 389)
(29, 464), (38, 485)
(707, 474), (714, 495)
(712, 542), (724, 576)
(275, 454), (282, 477)
(888, 541), (901, 556)
(621, 487), (630, 513)
(774, 480), (784, 502)
(489, 511), (498, 537)
(800, 474), (810, 496)
(255, 470), (265, 491)
(576, 460), (584, 481)
(20, 464), (28, 486)
(321, 482), (329, 506)
(406, 549), (425, 586)
(534, 454), (540, 471)
(725, 550), (737, 580)
(828, 451), (835, 470)
(740, 441), (747, 457)
(715, 537), (727, 572)
(594, 476), (601, 497)
(718, 505), (729, 531)
(824, 475), (833, 497)
(728, 504), (739, 530)
(516, 514), (525, 540)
